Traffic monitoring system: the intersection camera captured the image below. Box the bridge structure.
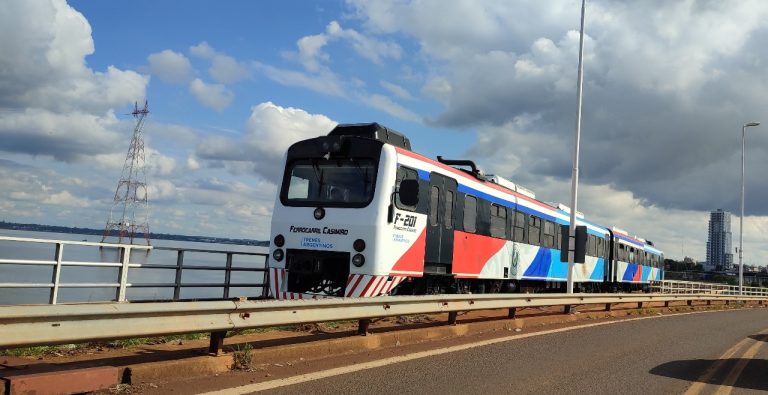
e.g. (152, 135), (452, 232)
(0, 235), (767, 353)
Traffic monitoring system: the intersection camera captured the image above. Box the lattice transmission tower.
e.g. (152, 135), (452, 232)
(101, 101), (151, 245)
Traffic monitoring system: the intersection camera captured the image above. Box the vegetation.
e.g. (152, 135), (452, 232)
(231, 343), (256, 371)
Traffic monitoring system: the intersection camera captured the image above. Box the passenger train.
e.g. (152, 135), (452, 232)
(268, 123), (663, 299)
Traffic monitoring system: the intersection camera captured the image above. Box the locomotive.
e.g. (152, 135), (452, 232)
(268, 123), (663, 299)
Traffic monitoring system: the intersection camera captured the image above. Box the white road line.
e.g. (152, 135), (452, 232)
(203, 309), (724, 395)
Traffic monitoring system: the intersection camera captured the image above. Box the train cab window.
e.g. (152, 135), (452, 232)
(464, 195), (477, 233)
(543, 220), (555, 248)
(528, 215), (541, 245)
(395, 166), (419, 211)
(490, 204), (507, 238)
(513, 211), (526, 242)
(445, 190), (454, 229)
(429, 186), (440, 226)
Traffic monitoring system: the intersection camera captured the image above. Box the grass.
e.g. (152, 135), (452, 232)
(231, 343), (256, 371)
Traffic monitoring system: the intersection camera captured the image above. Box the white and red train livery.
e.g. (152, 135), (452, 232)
(269, 123), (663, 299)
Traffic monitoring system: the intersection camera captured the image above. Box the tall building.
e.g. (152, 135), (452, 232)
(706, 209), (733, 271)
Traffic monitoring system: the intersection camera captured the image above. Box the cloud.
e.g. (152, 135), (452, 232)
(348, 0), (768, 218)
(0, 0), (148, 162)
(189, 78), (233, 111)
(380, 80), (414, 100)
(358, 94), (420, 122)
(189, 41), (249, 84)
(195, 102), (337, 181)
(253, 62), (346, 96)
(147, 49), (193, 84)
(42, 190), (91, 207)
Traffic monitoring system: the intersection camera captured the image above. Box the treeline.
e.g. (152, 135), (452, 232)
(0, 221), (268, 247)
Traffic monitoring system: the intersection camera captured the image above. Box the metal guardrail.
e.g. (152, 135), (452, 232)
(0, 236), (270, 304)
(653, 280), (768, 296)
(0, 292), (766, 350)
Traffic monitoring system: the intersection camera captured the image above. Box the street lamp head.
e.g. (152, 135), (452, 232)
(744, 122), (761, 127)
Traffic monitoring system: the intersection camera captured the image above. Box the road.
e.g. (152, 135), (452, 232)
(208, 308), (768, 394)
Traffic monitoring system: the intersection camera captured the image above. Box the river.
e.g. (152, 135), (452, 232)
(0, 229), (269, 305)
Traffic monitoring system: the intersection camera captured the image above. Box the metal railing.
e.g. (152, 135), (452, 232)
(0, 292), (766, 350)
(0, 236), (269, 304)
(654, 280), (768, 296)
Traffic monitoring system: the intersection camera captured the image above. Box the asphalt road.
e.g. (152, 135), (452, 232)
(249, 309), (768, 395)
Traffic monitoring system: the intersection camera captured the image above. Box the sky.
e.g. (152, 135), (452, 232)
(3, 0), (768, 266)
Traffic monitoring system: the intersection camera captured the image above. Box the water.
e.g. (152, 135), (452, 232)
(0, 229), (269, 305)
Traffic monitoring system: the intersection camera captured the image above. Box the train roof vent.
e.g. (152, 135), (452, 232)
(485, 174), (537, 198)
(328, 123), (411, 150)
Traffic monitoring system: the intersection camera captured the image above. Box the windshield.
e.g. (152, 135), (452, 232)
(283, 158), (377, 206)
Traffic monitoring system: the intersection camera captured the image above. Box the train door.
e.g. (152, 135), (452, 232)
(424, 172), (457, 273)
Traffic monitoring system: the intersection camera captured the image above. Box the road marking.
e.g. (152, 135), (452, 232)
(203, 309), (726, 395)
(715, 330), (768, 395)
(684, 329), (768, 395)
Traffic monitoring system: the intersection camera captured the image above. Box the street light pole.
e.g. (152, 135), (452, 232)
(566, 0), (586, 294)
(740, 121), (760, 295)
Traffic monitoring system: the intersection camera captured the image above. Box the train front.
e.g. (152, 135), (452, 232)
(268, 124), (407, 299)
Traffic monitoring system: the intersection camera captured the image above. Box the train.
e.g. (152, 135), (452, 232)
(268, 123), (663, 299)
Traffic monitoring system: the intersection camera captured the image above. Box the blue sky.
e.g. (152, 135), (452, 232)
(4, 0), (768, 266)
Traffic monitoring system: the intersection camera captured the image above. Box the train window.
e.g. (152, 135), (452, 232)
(395, 166), (419, 211)
(445, 190), (454, 229)
(595, 237), (602, 258)
(587, 235), (595, 257)
(513, 211), (526, 242)
(528, 215), (541, 245)
(629, 247), (635, 263)
(429, 186), (440, 226)
(490, 204), (507, 238)
(543, 220), (555, 247)
(464, 195), (477, 233)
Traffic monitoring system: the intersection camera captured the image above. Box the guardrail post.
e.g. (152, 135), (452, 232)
(508, 308), (517, 318)
(223, 253), (233, 299)
(357, 319), (371, 336)
(208, 331), (227, 355)
(605, 303), (612, 311)
(448, 311), (458, 325)
(637, 302), (643, 309)
(49, 243), (64, 304)
(173, 250), (184, 300)
(564, 305), (574, 314)
(725, 300), (730, 306)
(116, 246), (131, 302)
(664, 301), (670, 308)
(687, 300), (693, 306)
(707, 300), (711, 306)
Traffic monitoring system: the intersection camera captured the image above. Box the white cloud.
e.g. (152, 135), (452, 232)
(358, 94), (420, 122)
(189, 41), (249, 84)
(380, 80), (414, 100)
(189, 78), (233, 111)
(42, 190), (90, 207)
(289, 20), (402, 72)
(253, 62), (345, 96)
(196, 102), (337, 181)
(147, 49), (193, 84)
(0, 0), (148, 162)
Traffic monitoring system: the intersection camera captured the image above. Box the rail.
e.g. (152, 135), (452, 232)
(0, 236), (270, 304)
(653, 279), (768, 296)
(0, 292), (766, 350)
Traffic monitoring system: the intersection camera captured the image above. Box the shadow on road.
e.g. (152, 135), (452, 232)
(650, 358), (768, 391)
(748, 334), (768, 343)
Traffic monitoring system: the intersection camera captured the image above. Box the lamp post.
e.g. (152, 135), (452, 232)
(740, 121), (760, 295)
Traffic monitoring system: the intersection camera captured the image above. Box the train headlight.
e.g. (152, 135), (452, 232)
(314, 207), (325, 220)
(353, 239), (366, 252)
(352, 253), (365, 267)
(272, 248), (284, 262)
(274, 234), (285, 247)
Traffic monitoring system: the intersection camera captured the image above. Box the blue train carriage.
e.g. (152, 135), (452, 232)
(609, 227), (665, 291)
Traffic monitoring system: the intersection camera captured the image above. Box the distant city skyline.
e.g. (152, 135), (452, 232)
(3, 1), (768, 264)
